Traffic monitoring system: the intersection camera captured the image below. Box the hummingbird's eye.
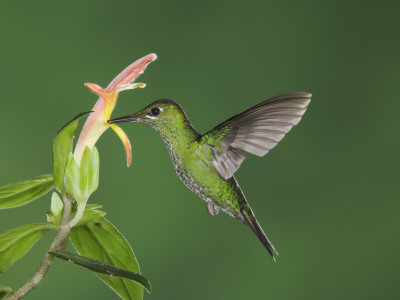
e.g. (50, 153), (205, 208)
(150, 107), (160, 116)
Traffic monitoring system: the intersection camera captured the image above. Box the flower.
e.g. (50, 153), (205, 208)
(74, 53), (157, 166)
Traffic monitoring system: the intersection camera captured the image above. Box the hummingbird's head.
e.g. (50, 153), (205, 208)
(108, 99), (191, 132)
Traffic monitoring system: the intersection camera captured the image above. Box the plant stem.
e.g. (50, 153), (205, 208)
(9, 195), (74, 300)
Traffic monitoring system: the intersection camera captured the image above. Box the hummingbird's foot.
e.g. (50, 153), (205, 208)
(207, 201), (220, 216)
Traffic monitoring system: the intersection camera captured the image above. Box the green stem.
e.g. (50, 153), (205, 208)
(68, 200), (86, 228)
(8, 195), (74, 300)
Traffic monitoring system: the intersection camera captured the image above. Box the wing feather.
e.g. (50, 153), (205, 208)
(201, 92), (311, 179)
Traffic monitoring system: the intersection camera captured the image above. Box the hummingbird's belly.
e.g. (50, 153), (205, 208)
(175, 164), (207, 200)
(171, 151), (245, 222)
(165, 138), (242, 217)
(164, 140), (207, 200)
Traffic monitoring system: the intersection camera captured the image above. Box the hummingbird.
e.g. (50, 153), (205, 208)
(109, 92), (311, 260)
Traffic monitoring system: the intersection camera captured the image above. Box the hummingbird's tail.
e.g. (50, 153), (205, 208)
(241, 207), (278, 261)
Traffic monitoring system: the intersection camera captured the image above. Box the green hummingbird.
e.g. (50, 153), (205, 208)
(109, 92), (311, 260)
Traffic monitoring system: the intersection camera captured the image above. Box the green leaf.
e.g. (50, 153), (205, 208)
(49, 192), (63, 226)
(0, 224), (54, 273)
(75, 204), (106, 227)
(0, 174), (54, 210)
(78, 146), (99, 201)
(86, 204), (104, 210)
(64, 153), (80, 198)
(0, 285), (13, 300)
(70, 216), (144, 299)
(65, 146), (99, 204)
(50, 251), (151, 293)
(53, 111), (92, 192)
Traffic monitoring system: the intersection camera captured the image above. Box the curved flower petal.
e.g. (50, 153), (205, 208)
(84, 83), (117, 123)
(107, 53), (157, 91)
(85, 83), (115, 100)
(110, 124), (132, 167)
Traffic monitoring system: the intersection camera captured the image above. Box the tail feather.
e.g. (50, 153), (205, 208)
(241, 208), (278, 261)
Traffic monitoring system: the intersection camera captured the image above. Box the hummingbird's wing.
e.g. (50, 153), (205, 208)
(200, 92), (311, 179)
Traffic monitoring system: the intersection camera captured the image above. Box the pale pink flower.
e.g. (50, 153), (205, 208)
(74, 53), (157, 166)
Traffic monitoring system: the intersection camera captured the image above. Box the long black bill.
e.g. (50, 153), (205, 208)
(108, 114), (139, 124)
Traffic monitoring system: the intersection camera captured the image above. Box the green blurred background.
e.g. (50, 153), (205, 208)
(1, 1), (399, 299)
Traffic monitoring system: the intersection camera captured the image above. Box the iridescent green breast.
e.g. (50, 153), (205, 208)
(159, 131), (244, 218)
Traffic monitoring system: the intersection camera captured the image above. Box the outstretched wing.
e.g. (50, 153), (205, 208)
(200, 92), (311, 179)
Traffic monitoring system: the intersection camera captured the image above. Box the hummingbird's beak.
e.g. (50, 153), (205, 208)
(108, 114), (140, 124)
